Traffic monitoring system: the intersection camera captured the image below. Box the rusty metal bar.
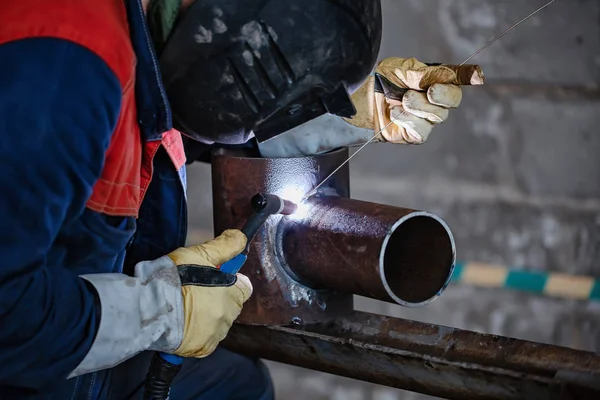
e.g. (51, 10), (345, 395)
(278, 197), (456, 306)
(223, 311), (600, 400)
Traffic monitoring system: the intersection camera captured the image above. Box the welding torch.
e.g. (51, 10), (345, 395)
(218, 193), (297, 273)
(144, 193), (297, 400)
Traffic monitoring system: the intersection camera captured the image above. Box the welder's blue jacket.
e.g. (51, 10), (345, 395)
(0, 0), (190, 397)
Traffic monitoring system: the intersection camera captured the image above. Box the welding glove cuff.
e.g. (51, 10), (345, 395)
(68, 230), (251, 378)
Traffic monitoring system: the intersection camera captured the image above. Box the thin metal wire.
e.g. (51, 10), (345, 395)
(300, 119), (397, 201)
(460, 0), (557, 66)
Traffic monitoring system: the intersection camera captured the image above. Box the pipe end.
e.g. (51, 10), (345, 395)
(379, 212), (456, 307)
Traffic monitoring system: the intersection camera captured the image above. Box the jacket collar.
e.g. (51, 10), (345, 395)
(124, 0), (172, 141)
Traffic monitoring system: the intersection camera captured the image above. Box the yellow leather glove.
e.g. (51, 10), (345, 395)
(345, 57), (484, 144)
(168, 229), (252, 358)
(69, 229), (252, 377)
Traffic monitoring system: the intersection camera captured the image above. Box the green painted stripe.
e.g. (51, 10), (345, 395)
(589, 280), (600, 301)
(449, 261), (600, 302)
(450, 262), (464, 283)
(503, 269), (548, 293)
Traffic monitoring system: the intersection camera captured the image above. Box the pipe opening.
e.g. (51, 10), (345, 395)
(381, 213), (455, 307)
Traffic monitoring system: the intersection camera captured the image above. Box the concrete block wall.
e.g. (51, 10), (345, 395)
(186, 1), (600, 398)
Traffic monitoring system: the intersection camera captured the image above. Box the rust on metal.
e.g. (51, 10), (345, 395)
(212, 147), (456, 317)
(211, 147), (600, 399)
(223, 311), (600, 400)
(211, 147), (354, 325)
(278, 196), (456, 306)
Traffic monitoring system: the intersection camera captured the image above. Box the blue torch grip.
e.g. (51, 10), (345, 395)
(219, 253), (248, 274)
(159, 352), (184, 366)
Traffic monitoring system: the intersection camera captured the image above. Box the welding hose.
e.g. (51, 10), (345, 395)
(144, 353), (183, 400)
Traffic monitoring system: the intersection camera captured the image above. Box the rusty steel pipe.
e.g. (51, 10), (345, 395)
(223, 311), (600, 400)
(212, 147), (354, 325)
(212, 147), (455, 323)
(278, 197), (456, 306)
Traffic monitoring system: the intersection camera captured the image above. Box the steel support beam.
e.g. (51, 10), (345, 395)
(224, 312), (600, 400)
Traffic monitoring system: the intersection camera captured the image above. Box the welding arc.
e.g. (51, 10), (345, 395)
(302, 0), (558, 202)
(460, 0), (558, 66)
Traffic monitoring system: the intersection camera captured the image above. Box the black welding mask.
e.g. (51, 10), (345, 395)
(157, 0), (382, 145)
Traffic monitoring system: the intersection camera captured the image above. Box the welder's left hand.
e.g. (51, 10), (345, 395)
(256, 57), (484, 158)
(345, 57), (484, 144)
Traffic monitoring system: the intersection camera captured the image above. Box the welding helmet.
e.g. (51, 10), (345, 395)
(157, 0), (382, 145)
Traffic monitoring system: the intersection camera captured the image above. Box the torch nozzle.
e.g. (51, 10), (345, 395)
(280, 199), (298, 215)
(250, 193), (298, 216)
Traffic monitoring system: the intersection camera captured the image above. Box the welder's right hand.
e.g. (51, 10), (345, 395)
(70, 230), (252, 378)
(166, 229), (253, 358)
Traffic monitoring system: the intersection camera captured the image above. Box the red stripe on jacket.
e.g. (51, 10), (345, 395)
(0, 0), (186, 217)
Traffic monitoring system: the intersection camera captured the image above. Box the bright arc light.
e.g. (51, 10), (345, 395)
(278, 184), (310, 220)
(289, 201), (310, 220)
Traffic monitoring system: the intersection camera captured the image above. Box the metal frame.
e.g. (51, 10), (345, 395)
(212, 148), (600, 399)
(224, 311), (600, 400)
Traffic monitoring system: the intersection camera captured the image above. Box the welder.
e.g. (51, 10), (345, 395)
(0, 0), (472, 399)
